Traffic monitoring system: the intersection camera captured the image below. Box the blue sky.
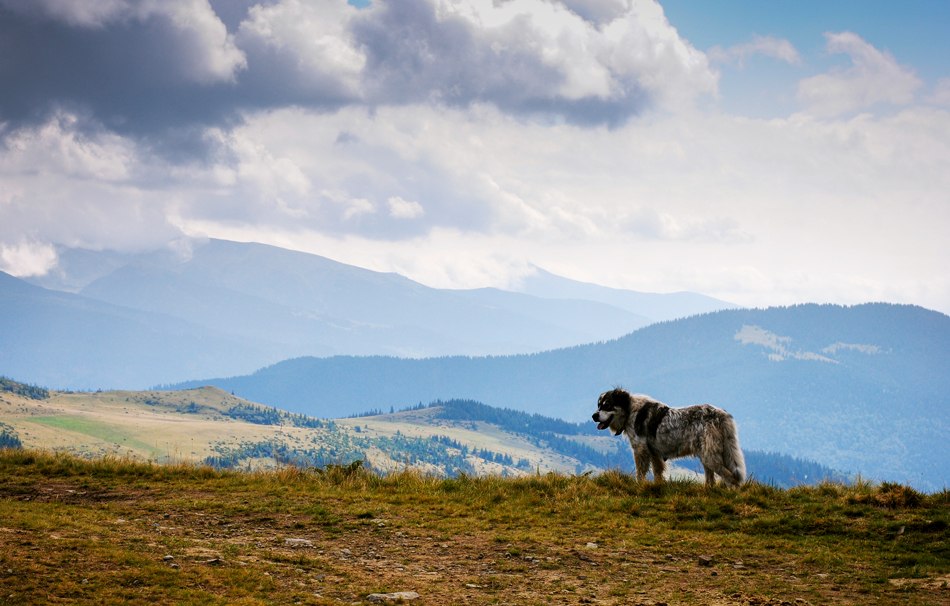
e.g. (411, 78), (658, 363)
(664, 0), (950, 117)
(0, 0), (947, 314)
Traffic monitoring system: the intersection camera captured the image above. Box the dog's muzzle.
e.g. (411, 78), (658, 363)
(592, 412), (612, 431)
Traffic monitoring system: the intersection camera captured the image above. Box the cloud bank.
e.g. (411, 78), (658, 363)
(0, 1), (947, 314)
(0, 0), (716, 135)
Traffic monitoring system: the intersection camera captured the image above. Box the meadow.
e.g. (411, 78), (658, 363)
(1, 449), (948, 606)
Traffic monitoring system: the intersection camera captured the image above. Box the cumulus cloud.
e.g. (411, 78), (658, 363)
(707, 34), (800, 68)
(0, 0), (717, 137)
(235, 0), (366, 100)
(388, 196), (425, 219)
(0, 239), (58, 277)
(331, 0), (718, 121)
(797, 32), (921, 117)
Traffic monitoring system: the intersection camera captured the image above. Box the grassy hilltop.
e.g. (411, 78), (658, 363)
(0, 449), (948, 605)
(0, 381), (846, 485)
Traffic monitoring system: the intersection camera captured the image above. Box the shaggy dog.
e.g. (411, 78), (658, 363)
(592, 388), (746, 486)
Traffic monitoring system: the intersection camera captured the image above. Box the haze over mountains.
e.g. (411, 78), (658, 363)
(170, 303), (950, 492)
(2, 238), (735, 389)
(3, 238), (949, 490)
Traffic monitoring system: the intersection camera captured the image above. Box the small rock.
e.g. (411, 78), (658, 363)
(284, 538), (313, 548)
(733, 560), (745, 570)
(367, 591), (420, 602)
(205, 558), (223, 565)
(585, 542), (598, 549)
(698, 555), (714, 567)
(464, 584), (482, 588)
(82, 579), (89, 585)
(342, 548), (352, 556)
(163, 555), (174, 561)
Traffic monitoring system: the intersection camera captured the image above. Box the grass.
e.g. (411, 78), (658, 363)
(0, 449), (949, 605)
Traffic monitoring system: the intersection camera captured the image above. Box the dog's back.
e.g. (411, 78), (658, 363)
(631, 400), (746, 486)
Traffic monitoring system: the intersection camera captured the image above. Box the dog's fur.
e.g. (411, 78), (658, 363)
(592, 388), (746, 486)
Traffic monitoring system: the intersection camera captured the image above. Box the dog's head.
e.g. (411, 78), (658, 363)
(592, 388), (631, 436)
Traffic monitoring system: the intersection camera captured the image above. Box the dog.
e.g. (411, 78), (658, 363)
(592, 388), (746, 486)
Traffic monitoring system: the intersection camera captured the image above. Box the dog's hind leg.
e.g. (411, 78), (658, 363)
(707, 462), (739, 487)
(702, 465), (717, 486)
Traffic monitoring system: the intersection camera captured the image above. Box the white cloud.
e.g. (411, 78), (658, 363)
(0, 239), (58, 277)
(237, 0), (365, 96)
(927, 78), (950, 106)
(1, 113), (134, 181)
(797, 32), (921, 117)
(343, 197), (375, 220)
(388, 196), (425, 219)
(233, 0), (717, 122)
(707, 34), (801, 68)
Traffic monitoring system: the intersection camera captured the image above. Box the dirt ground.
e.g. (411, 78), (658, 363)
(4, 479), (940, 606)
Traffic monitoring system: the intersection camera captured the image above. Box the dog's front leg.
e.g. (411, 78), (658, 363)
(651, 455), (666, 482)
(634, 447), (651, 481)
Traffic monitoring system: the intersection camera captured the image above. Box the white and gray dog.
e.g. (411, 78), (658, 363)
(592, 388), (746, 486)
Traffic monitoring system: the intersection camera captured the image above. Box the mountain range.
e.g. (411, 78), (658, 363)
(2, 238), (735, 389)
(168, 303), (950, 491)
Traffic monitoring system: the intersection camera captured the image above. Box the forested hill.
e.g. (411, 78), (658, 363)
(169, 303), (950, 490)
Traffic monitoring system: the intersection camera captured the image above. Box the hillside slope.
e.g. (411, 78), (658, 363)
(169, 303), (950, 490)
(0, 380), (842, 486)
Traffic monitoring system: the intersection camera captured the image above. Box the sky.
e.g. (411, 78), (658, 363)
(0, 0), (948, 313)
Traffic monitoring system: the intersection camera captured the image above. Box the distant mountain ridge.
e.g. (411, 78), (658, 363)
(0, 270), (268, 389)
(168, 303), (950, 491)
(514, 265), (740, 322)
(4, 239), (737, 389)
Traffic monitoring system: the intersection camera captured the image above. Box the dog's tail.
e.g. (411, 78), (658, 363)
(721, 415), (746, 485)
